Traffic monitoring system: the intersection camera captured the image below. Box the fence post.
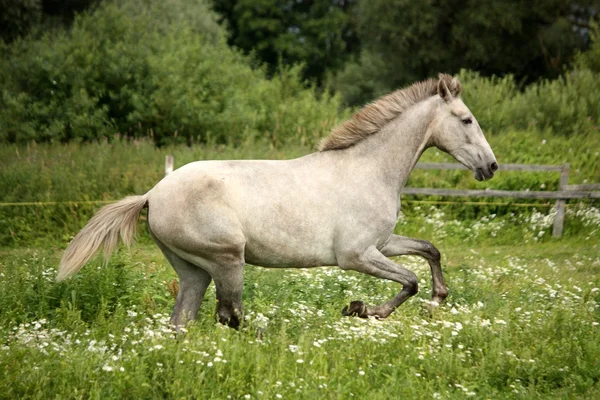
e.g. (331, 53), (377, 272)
(552, 163), (569, 238)
(165, 155), (174, 175)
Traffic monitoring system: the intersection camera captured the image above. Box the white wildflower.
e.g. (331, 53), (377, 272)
(288, 345), (300, 353)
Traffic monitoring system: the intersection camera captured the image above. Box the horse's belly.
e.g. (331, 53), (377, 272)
(243, 229), (337, 268)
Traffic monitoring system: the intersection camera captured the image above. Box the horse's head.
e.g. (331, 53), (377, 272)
(429, 74), (498, 181)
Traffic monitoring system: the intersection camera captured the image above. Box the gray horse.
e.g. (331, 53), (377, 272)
(57, 74), (497, 328)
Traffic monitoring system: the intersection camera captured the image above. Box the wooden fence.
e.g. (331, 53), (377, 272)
(404, 163), (600, 238)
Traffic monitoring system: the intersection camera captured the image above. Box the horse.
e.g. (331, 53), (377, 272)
(56, 74), (498, 329)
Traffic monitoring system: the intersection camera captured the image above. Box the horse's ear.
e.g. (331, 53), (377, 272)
(437, 75), (452, 103)
(449, 77), (462, 97)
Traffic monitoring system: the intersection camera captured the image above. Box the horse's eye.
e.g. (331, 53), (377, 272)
(462, 118), (472, 125)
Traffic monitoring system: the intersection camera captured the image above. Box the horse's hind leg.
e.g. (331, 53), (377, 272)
(149, 200), (247, 329)
(152, 236), (212, 327)
(169, 255), (212, 327)
(212, 262), (244, 329)
(381, 235), (448, 305)
(162, 243), (246, 329)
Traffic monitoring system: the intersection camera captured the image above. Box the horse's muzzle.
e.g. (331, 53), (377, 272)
(475, 165), (496, 181)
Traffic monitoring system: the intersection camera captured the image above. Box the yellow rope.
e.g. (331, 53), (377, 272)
(0, 200), (116, 207)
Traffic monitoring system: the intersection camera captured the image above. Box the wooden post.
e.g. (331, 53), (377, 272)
(165, 155), (174, 175)
(552, 163), (569, 238)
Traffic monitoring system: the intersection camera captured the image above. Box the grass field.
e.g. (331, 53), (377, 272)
(1, 208), (599, 399)
(0, 134), (599, 398)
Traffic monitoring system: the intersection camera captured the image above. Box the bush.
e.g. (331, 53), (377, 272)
(575, 23), (600, 73)
(458, 69), (600, 136)
(0, 0), (343, 146)
(457, 26), (600, 137)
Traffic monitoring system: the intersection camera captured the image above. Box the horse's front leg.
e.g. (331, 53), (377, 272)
(337, 246), (419, 319)
(380, 235), (448, 306)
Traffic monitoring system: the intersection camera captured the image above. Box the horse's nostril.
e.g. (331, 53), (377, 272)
(490, 162), (498, 173)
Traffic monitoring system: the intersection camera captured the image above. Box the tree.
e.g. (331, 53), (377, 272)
(330, 0), (600, 105)
(0, 0), (43, 42)
(0, 0), (342, 145)
(212, 0), (358, 83)
(0, 0), (99, 43)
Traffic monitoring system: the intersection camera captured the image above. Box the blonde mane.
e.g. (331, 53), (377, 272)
(319, 74), (460, 151)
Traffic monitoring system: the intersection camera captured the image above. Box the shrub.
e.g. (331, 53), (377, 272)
(458, 69), (600, 136)
(0, 0), (342, 146)
(574, 23), (600, 73)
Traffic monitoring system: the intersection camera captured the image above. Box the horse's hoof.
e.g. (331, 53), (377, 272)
(218, 312), (241, 330)
(342, 300), (367, 317)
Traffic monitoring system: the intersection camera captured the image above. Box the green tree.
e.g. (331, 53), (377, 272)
(0, 0), (43, 42)
(575, 23), (600, 72)
(0, 0), (342, 145)
(0, 0), (100, 43)
(212, 0), (358, 83)
(331, 0), (600, 105)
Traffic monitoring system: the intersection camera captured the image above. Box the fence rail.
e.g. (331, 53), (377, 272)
(406, 162), (599, 237)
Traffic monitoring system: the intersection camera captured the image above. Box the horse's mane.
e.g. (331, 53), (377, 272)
(319, 74), (460, 151)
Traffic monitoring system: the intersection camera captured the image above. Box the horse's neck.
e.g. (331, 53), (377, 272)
(343, 98), (436, 194)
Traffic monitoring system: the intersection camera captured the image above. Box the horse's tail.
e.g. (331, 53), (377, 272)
(56, 195), (149, 282)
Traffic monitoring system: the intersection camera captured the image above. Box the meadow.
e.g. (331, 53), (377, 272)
(0, 135), (599, 399)
(1, 212), (599, 399)
(2, 0), (600, 398)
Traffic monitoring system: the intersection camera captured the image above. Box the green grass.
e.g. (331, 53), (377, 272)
(0, 135), (599, 398)
(1, 212), (599, 399)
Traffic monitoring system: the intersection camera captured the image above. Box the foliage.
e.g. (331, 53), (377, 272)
(3, 0), (600, 113)
(575, 23), (600, 73)
(0, 0), (43, 43)
(0, 0), (343, 146)
(0, 0), (99, 43)
(212, 0), (358, 83)
(457, 69), (600, 136)
(329, 0), (600, 105)
(3, 0), (600, 145)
